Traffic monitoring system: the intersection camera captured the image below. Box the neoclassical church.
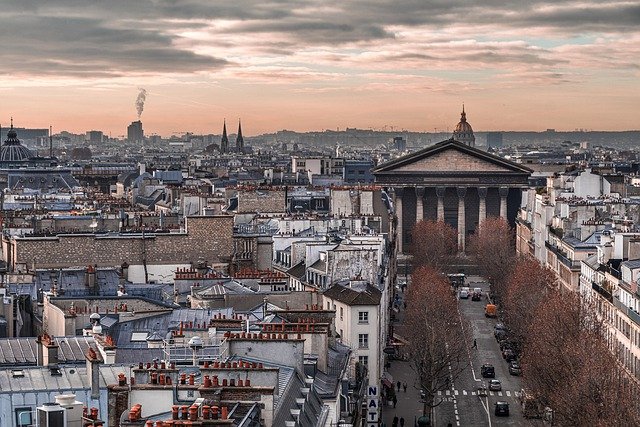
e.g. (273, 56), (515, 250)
(373, 108), (531, 253)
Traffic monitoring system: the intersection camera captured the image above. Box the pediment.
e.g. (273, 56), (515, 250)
(394, 148), (513, 173)
(374, 139), (532, 175)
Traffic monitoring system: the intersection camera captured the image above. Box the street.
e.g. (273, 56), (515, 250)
(384, 274), (544, 427)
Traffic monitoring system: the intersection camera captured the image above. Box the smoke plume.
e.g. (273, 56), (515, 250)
(135, 88), (147, 119)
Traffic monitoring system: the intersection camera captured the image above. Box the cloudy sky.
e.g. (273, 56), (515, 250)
(1, 0), (638, 136)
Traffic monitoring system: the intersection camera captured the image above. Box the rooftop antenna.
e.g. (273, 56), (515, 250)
(49, 126), (53, 158)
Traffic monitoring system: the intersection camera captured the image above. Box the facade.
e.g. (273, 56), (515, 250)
(343, 159), (375, 183)
(374, 138), (531, 253)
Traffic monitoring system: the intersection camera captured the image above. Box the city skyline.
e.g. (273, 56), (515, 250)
(1, 1), (638, 135)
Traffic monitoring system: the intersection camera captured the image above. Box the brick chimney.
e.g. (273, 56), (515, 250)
(36, 333), (59, 367)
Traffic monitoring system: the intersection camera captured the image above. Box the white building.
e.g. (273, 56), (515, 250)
(322, 281), (384, 391)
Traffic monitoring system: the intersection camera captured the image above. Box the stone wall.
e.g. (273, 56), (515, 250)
(9, 216), (233, 270)
(238, 189), (286, 213)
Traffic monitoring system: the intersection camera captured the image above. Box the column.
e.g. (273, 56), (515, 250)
(457, 187), (467, 251)
(436, 186), (445, 221)
(394, 188), (404, 254)
(478, 187), (487, 225)
(415, 187), (425, 224)
(499, 187), (509, 219)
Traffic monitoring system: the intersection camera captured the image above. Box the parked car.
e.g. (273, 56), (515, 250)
(489, 379), (502, 391)
(459, 289), (469, 299)
(481, 364), (495, 378)
(471, 291), (482, 301)
(494, 401), (510, 416)
(509, 361), (522, 376)
(503, 349), (518, 362)
(494, 322), (507, 332)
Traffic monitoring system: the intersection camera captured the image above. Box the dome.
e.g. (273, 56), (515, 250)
(452, 105), (476, 147)
(1, 123), (34, 162)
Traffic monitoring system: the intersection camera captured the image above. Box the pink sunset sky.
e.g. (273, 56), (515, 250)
(1, 0), (639, 136)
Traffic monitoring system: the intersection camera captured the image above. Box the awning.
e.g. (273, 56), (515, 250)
(382, 378), (393, 389)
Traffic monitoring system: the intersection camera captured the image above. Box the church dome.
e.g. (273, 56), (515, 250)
(1, 122), (34, 163)
(452, 106), (476, 147)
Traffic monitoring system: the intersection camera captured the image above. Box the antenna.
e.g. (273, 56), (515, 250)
(49, 126), (53, 158)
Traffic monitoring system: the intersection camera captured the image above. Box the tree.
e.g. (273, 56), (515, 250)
(403, 266), (471, 418)
(522, 290), (640, 425)
(410, 220), (458, 270)
(502, 258), (557, 350)
(467, 217), (515, 302)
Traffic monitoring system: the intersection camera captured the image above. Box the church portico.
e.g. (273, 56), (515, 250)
(374, 111), (531, 253)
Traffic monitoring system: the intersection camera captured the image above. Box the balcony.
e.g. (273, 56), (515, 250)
(592, 281), (613, 303)
(545, 241), (580, 269)
(613, 296), (640, 327)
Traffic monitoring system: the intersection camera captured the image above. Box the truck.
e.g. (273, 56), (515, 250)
(485, 304), (497, 318)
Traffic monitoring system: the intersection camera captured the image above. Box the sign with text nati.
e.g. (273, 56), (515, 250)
(367, 384), (379, 426)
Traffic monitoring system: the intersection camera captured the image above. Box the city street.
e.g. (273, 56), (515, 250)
(434, 275), (546, 427)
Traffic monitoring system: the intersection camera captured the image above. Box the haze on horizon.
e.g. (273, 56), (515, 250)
(0, 0), (638, 137)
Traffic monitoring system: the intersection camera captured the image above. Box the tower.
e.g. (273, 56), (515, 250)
(235, 119), (244, 153)
(220, 120), (229, 153)
(452, 105), (475, 147)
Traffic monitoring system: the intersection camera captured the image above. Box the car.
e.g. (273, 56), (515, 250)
(494, 322), (507, 332)
(494, 401), (510, 416)
(480, 364), (495, 378)
(459, 289), (469, 299)
(471, 292), (482, 301)
(503, 349), (518, 362)
(509, 361), (522, 376)
(489, 379), (502, 391)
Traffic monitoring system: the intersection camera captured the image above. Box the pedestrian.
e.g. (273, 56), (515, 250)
(400, 417), (405, 427)
(397, 381), (401, 392)
(472, 339), (477, 349)
(403, 301), (407, 309)
(392, 415), (398, 427)
(393, 395), (398, 408)
(403, 382), (407, 392)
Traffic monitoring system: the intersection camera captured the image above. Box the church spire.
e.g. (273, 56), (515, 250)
(460, 104), (466, 122)
(235, 119), (244, 153)
(220, 119), (229, 153)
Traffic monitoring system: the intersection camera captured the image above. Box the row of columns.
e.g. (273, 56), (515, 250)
(395, 186), (510, 253)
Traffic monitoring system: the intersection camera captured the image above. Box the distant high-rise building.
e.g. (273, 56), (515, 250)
(235, 120), (244, 153)
(486, 132), (503, 148)
(86, 130), (103, 143)
(220, 120), (229, 153)
(127, 120), (144, 143)
(393, 136), (406, 151)
(452, 105), (475, 147)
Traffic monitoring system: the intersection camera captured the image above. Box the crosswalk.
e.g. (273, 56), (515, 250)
(437, 389), (521, 398)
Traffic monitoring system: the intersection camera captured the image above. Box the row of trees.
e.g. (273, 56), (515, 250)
(404, 220), (469, 417)
(466, 219), (640, 425)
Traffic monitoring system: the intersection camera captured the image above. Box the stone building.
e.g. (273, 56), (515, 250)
(373, 110), (531, 253)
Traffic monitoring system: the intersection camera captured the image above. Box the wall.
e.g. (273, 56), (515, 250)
(237, 189), (286, 213)
(226, 338), (305, 375)
(8, 216), (233, 270)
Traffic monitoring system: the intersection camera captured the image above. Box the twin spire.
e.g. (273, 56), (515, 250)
(219, 119), (243, 154)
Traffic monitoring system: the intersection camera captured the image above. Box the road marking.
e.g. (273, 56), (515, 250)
(463, 390), (467, 395)
(454, 389), (459, 395)
(489, 391), (494, 396)
(455, 410), (458, 415)
(437, 390), (442, 396)
(498, 391), (503, 396)
(472, 391), (476, 396)
(446, 390), (450, 396)
(506, 391), (511, 397)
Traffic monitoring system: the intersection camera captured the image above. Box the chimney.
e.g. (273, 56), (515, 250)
(85, 347), (101, 399)
(37, 334), (59, 367)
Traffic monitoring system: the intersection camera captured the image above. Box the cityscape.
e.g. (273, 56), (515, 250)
(1, 1), (640, 427)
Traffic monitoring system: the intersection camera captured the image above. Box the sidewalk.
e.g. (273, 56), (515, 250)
(381, 286), (426, 427)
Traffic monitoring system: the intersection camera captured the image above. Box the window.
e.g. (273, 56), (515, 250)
(358, 355), (369, 366)
(340, 307), (344, 320)
(15, 407), (32, 427)
(327, 301), (331, 310)
(358, 333), (369, 349)
(358, 311), (369, 324)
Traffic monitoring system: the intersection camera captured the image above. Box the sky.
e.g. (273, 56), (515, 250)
(0, 0), (639, 136)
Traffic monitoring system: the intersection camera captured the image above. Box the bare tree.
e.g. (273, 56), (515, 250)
(467, 217), (515, 302)
(410, 220), (458, 271)
(522, 290), (640, 425)
(403, 266), (471, 418)
(502, 258), (557, 349)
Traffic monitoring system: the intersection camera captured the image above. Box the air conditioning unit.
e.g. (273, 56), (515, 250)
(37, 403), (67, 427)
